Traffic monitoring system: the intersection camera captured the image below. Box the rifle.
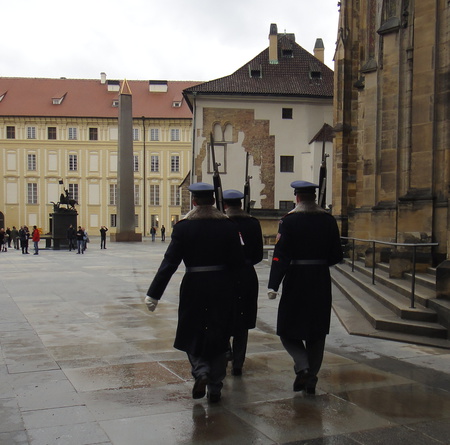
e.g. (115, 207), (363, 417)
(243, 152), (252, 213)
(210, 133), (224, 213)
(317, 140), (329, 209)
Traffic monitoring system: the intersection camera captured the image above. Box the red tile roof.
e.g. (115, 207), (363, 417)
(0, 78), (201, 119)
(184, 34), (333, 101)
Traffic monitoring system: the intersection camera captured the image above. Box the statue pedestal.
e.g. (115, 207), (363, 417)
(51, 211), (77, 249)
(110, 232), (142, 242)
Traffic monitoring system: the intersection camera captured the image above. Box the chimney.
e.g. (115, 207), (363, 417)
(100, 72), (107, 84)
(269, 23), (278, 64)
(313, 38), (325, 63)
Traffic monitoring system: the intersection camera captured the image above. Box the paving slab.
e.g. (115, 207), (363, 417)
(1, 239), (450, 444)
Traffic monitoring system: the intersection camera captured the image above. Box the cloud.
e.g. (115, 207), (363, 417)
(1, 0), (339, 81)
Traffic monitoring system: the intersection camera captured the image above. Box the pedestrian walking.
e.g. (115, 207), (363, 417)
(100, 226), (108, 249)
(160, 225), (166, 242)
(145, 183), (245, 403)
(67, 225), (76, 251)
(0, 228), (6, 252)
(83, 228), (89, 251)
(223, 189), (263, 376)
(76, 226), (85, 254)
(19, 226), (30, 254)
(10, 226), (19, 250)
(6, 227), (11, 248)
(150, 226), (156, 242)
(268, 180), (343, 395)
(32, 226), (40, 255)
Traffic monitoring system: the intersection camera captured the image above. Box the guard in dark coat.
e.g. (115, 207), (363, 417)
(145, 183), (245, 403)
(223, 189), (263, 376)
(268, 180), (343, 395)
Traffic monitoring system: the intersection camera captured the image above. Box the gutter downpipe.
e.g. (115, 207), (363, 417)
(190, 92), (197, 210)
(141, 116), (147, 236)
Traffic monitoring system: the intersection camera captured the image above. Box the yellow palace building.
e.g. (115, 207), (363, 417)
(0, 75), (199, 237)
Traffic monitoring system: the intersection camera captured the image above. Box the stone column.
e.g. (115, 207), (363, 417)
(112, 80), (142, 242)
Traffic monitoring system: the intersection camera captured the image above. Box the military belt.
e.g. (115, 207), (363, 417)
(185, 265), (227, 273)
(290, 259), (327, 265)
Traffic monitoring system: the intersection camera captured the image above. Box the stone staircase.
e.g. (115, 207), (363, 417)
(331, 258), (450, 349)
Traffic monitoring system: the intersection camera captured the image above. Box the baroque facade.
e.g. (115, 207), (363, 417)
(333, 0), (450, 263)
(183, 24), (334, 236)
(0, 76), (198, 237)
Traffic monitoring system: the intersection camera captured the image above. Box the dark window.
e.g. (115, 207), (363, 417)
(48, 127), (57, 139)
(89, 128), (98, 141)
(282, 49), (293, 58)
(310, 71), (322, 79)
(279, 200), (295, 210)
(250, 69), (261, 78)
(7, 126), (15, 139)
(280, 156), (294, 172)
(282, 108), (293, 119)
(69, 154), (78, 171)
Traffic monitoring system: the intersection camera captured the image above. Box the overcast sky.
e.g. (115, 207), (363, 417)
(2, 0), (340, 82)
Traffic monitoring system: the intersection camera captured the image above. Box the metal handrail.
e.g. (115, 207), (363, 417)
(341, 237), (438, 309)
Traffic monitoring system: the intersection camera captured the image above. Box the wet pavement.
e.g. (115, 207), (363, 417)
(1, 239), (450, 445)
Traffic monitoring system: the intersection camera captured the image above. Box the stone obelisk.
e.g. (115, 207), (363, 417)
(113, 79), (142, 242)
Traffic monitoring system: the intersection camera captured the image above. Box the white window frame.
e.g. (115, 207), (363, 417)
(109, 184), (117, 205)
(170, 128), (180, 141)
(68, 184), (79, 202)
(27, 183), (38, 204)
(170, 184), (180, 206)
(134, 184), (140, 205)
(133, 128), (139, 141)
(110, 214), (117, 227)
(150, 128), (159, 141)
(170, 155), (180, 173)
(27, 126), (36, 139)
(68, 127), (78, 140)
(27, 154), (37, 171)
(133, 155), (139, 172)
(150, 184), (160, 205)
(69, 154), (78, 171)
(150, 155), (159, 172)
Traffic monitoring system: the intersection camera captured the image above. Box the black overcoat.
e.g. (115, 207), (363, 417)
(268, 203), (343, 341)
(147, 207), (245, 357)
(226, 208), (263, 330)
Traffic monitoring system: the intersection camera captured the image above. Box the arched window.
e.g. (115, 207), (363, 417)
(224, 124), (233, 142)
(213, 123), (223, 142)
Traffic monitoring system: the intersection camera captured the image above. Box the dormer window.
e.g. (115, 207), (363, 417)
(282, 49), (293, 58)
(112, 100), (119, 107)
(107, 80), (120, 92)
(309, 63), (323, 80)
(249, 65), (262, 78)
(0, 92), (6, 102)
(149, 80), (168, 92)
(52, 94), (66, 105)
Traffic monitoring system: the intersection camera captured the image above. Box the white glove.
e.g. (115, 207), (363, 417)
(268, 289), (278, 300)
(145, 296), (159, 312)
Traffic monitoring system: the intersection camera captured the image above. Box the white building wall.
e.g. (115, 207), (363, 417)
(193, 96), (333, 209)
